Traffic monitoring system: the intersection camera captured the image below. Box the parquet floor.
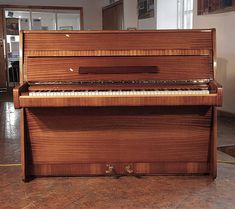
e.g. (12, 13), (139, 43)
(0, 90), (234, 209)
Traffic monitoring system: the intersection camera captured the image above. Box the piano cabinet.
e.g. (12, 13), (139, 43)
(13, 29), (223, 181)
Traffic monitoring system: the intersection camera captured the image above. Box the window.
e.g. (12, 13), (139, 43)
(31, 12), (56, 30)
(57, 13), (81, 30)
(4, 8), (82, 86)
(177, 0), (193, 29)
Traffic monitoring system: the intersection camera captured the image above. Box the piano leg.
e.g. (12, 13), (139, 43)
(21, 108), (31, 182)
(210, 106), (217, 179)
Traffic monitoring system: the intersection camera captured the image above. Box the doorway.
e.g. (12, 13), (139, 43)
(102, 0), (124, 30)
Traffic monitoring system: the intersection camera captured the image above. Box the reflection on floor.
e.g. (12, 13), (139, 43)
(0, 91), (234, 209)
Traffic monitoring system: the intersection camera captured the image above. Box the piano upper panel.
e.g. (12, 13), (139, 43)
(24, 30), (213, 51)
(25, 56), (212, 82)
(22, 29), (215, 83)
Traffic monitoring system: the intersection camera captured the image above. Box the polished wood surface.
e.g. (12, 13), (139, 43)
(19, 94), (221, 107)
(31, 162), (209, 176)
(20, 108), (28, 181)
(211, 107), (217, 179)
(24, 30), (213, 52)
(13, 82), (28, 108)
(25, 49), (210, 57)
(25, 56), (212, 81)
(26, 106), (211, 175)
(209, 80), (223, 103)
(13, 29), (223, 180)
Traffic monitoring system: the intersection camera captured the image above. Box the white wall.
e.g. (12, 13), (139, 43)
(0, 0), (103, 30)
(193, 0), (235, 114)
(157, 0), (178, 29)
(123, 0), (138, 29)
(138, 17), (155, 29)
(138, 0), (178, 30)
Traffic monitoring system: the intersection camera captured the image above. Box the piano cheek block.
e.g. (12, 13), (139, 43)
(14, 29), (222, 181)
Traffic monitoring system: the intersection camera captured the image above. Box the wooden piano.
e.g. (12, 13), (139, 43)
(13, 29), (223, 181)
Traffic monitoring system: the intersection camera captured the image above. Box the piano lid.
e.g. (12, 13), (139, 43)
(21, 29), (216, 83)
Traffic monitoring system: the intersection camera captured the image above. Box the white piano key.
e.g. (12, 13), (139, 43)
(28, 89), (210, 97)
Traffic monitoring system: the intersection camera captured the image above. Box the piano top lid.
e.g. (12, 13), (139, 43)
(21, 29), (216, 83)
(22, 29), (215, 34)
(22, 29), (215, 51)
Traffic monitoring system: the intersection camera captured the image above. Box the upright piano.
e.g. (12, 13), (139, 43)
(14, 30), (223, 181)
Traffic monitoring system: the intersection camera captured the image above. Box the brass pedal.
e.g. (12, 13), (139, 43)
(125, 164), (134, 174)
(105, 164), (120, 179)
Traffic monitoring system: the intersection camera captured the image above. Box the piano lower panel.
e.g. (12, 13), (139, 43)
(24, 106), (213, 177)
(30, 162), (209, 176)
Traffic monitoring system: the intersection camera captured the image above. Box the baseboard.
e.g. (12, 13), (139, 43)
(218, 110), (235, 118)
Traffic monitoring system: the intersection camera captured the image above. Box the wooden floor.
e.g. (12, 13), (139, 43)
(0, 90), (235, 209)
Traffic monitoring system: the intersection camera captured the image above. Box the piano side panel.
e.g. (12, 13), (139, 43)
(25, 56), (212, 81)
(24, 31), (213, 51)
(210, 107), (217, 178)
(25, 106), (212, 176)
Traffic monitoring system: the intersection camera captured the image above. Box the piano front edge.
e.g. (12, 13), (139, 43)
(18, 93), (222, 107)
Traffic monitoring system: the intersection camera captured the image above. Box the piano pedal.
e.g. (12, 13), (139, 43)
(105, 164), (120, 179)
(124, 164), (142, 178)
(125, 164), (134, 174)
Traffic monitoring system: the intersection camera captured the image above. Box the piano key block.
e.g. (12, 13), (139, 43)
(28, 89), (210, 97)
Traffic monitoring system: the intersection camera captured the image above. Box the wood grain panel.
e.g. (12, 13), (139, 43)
(211, 107), (217, 178)
(24, 30), (213, 51)
(25, 49), (211, 57)
(31, 162), (209, 176)
(20, 109), (26, 181)
(13, 82), (28, 108)
(19, 94), (220, 107)
(26, 56), (212, 81)
(25, 106), (212, 167)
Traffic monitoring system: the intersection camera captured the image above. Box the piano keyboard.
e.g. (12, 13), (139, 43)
(29, 89), (210, 96)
